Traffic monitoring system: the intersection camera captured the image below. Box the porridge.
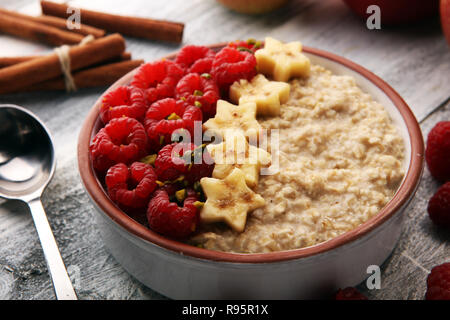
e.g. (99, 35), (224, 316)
(190, 64), (405, 253)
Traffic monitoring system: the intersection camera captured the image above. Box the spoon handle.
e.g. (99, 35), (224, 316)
(27, 198), (77, 300)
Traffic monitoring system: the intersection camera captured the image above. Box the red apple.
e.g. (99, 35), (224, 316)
(342, 0), (439, 25)
(217, 0), (289, 15)
(442, 0), (450, 45)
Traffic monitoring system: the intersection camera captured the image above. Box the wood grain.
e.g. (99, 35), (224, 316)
(0, 0), (449, 300)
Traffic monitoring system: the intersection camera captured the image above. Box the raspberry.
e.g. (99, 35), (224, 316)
(228, 39), (262, 53)
(154, 142), (195, 182)
(144, 98), (202, 150)
(426, 262), (450, 300)
(427, 182), (450, 228)
(184, 145), (215, 185)
(188, 58), (214, 75)
(175, 73), (220, 119)
(175, 45), (216, 74)
(211, 46), (257, 90)
(100, 86), (147, 124)
(106, 162), (157, 209)
(425, 121), (450, 182)
(131, 60), (185, 106)
(90, 117), (148, 173)
(147, 188), (199, 238)
(334, 287), (368, 300)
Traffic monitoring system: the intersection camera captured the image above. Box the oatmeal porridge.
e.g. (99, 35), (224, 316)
(190, 64), (405, 253)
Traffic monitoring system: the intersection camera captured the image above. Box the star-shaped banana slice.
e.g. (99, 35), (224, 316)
(255, 37), (311, 82)
(200, 167), (265, 232)
(229, 74), (290, 116)
(207, 131), (271, 188)
(203, 99), (262, 142)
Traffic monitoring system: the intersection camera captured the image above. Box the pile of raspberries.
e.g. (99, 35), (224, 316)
(89, 41), (259, 238)
(424, 121), (450, 300)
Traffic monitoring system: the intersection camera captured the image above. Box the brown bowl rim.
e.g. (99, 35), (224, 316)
(78, 43), (424, 263)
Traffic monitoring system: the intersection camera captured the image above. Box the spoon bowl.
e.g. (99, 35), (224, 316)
(0, 105), (55, 200)
(0, 104), (77, 300)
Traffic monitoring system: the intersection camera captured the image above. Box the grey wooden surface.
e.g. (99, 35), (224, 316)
(0, 0), (449, 300)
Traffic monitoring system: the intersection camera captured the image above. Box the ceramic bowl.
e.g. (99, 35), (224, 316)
(78, 44), (424, 299)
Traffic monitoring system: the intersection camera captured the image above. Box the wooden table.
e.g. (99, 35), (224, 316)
(0, 0), (449, 300)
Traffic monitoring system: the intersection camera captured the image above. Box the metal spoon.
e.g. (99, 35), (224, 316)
(0, 104), (77, 300)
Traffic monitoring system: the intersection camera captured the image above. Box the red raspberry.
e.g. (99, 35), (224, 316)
(154, 142), (195, 182)
(144, 98), (202, 150)
(211, 46), (257, 90)
(175, 73), (220, 119)
(188, 58), (214, 75)
(184, 145), (215, 185)
(147, 188), (199, 238)
(426, 262), (450, 300)
(228, 39), (262, 53)
(100, 86), (146, 124)
(90, 117), (148, 173)
(175, 45), (216, 74)
(425, 121), (450, 182)
(427, 182), (450, 228)
(131, 60), (185, 106)
(334, 287), (368, 300)
(106, 162), (157, 209)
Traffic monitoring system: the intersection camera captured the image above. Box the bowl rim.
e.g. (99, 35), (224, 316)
(78, 43), (424, 263)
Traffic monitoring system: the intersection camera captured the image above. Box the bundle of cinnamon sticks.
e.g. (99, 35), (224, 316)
(0, 1), (185, 94)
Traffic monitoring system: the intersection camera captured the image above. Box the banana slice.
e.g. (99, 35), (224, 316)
(229, 74), (290, 116)
(200, 167), (265, 232)
(203, 99), (262, 142)
(255, 37), (310, 82)
(207, 131), (271, 188)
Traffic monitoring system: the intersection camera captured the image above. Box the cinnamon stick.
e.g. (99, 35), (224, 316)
(0, 11), (85, 46)
(0, 8), (105, 38)
(0, 52), (132, 68)
(23, 60), (144, 92)
(0, 56), (32, 68)
(0, 33), (126, 94)
(41, 0), (184, 43)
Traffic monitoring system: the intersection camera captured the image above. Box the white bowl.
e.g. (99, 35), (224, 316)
(78, 44), (424, 299)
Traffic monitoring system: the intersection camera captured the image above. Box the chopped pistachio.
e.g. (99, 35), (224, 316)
(193, 181), (201, 191)
(167, 112), (181, 120)
(193, 201), (204, 209)
(201, 73), (212, 79)
(140, 154), (157, 166)
(237, 47), (253, 53)
(193, 90), (203, 96)
(156, 180), (164, 187)
(176, 175), (185, 182)
(175, 189), (187, 202)
(194, 101), (202, 108)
